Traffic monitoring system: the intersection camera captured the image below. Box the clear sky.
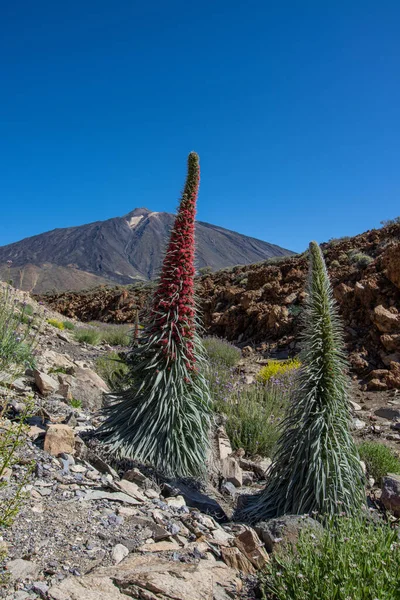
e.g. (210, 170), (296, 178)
(1, 1), (399, 253)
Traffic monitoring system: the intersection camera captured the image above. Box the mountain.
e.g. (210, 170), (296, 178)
(0, 208), (293, 293)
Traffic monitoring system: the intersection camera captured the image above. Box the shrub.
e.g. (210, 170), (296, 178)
(62, 321), (75, 331)
(358, 442), (400, 484)
(0, 400), (33, 528)
(74, 328), (101, 346)
(47, 318), (65, 329)
(260, 516), (400, 600)
(198, 266), (212, 276)
(330, 259), (340, 268)
(223, 383), (290, 457)
(348, 251), (374, 268)
(99, 325), (130, 347)
(98, 152), (212, 478)
(0, 286), (39, 380)
(95, 352), (130, 391)
(69, 398), (82, 409)
(257, 359), (301, 383)
(381, 216), (400, 226)
(203, 337), (241, 368)
(338, 252), (348, 263)
(238, 242), (365, 522)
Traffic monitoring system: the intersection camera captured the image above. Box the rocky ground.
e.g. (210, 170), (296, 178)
(39, 222), (400, 392)
(1, 289), (400, 600)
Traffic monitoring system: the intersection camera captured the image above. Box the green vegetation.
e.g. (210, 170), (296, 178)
(48, 366), (69, 375)
(62, 321), (75, 330)
(358, 441), (400, 484)
(97, 152), (212, 477)
(198, 265), (213, 276)
(69, 398), (82, 409)
(74, 328), (101, 346)
(74, 324), (130, 346)
(99, 325), (131, 346)
(348, 250), (374, 268)
(223, 384), (289, 457)
(0, 399), (33, 529)
(95, 351), (130, 391)
(257, 358), (301, 384)
(330, 259), (340, 268)
(0, 287), (39, 379)
(239, 242), (365, 522)
(202, 336), (241, 368)
(260, 516), (400, 600)
(381, 216), (400, 226)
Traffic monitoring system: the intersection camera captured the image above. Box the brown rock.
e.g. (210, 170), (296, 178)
(367, 378), (388, 391)
(221, 457), (243, 487)
(373, 305), (400, 333)
(49, 554), (241, 600)
(384, 242), (400, 290)
(216, 427), (233, 461)
(234, 528), (269, 569)
(381, 474), (400, 516)
(34, 370), (58, 395)
(380, 334), (400, 352)
(44, 424), (75, 456)
(220, 546), (255, 575)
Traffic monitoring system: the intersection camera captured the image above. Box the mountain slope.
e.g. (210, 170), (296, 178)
(0, 207), (293, 292)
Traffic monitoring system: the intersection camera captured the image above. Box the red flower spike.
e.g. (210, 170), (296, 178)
(152, 152), (200, 367)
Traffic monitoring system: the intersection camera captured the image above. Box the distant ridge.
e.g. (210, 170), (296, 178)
(0, 207), (294, 293)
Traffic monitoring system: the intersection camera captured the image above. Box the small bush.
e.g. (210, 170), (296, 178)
(74, 328), (101, 346)
(62, 321), (75, 331)
(99, 325), (130, 347)
(358, 442), (400, 484)
(327, 236), (351, 246)
(0, 286), (39, 379)
(203, 337), (241, 368)
(348, 251), (374, 268)
(260, 515), (400, 600)
(198, 266), (213, 276)
(381, 216), (400, 226)
(95, 352), (130, 391)
(0, 399), (34, 529)
(47, 318), (65, 330)
(338, 252), (348, 263)
(223, 383), (289, 457)
(330, 259), (340, 268)
(257, 358), (301, 383)
(69, 398), (82, 409)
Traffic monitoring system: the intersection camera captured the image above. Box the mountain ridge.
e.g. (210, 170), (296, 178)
(0, 207), (293, 293)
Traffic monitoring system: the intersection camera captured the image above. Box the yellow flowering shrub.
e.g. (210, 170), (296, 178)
(257, 358), (301, 383)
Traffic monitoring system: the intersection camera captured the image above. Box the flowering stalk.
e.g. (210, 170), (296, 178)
(98, 153), (211, 478)
(237, 241), (366, 522)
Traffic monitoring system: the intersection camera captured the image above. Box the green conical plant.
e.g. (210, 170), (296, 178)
(238, 241), (366, 522)
(97, 152), (211, 478)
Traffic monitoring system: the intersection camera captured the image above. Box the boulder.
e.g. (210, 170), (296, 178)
(111, 544), (129, 565)
(58, 367), (109, 411)
(44, 424), (75, 456)
(372, 305), (400, 334)
(221, 457), (243, 487)
(34, 370), (58, 396)
(6, 558), (41, 581)
(380, 334), (400, 352)
(384, 242), (400, 290)
(255, 515), (323, 553)
(48, 554), (241, 600)
(234, 528), (269, 569)
(216, 427), (233, 461)
(381, 474), (400, 516)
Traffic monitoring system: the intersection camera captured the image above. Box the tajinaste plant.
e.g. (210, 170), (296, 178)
(238, 241), (366, 522)
(98, 152), (211, 477)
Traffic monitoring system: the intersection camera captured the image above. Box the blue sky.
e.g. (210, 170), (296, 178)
(1, 1), (399, 253)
